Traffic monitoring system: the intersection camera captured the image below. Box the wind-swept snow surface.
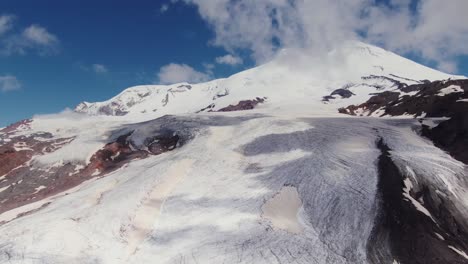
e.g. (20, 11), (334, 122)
(1, 114), (467, 264)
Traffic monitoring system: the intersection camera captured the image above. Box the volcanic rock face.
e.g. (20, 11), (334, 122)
(322, 88), (356, 101)
(338, 91), (400, 115)
(422, 114), (468, 164)
(146, 134), (179, 155)
(85, 133), (148, 176)
(0, 120), (76, 215)
(369, 139), (468, 264)
(0, 117), (185, 222)
(339, 79), (468, 165)
(339, 79), (468, 117)
(83, 130), (181, 176)
(217, 97), (266, 112)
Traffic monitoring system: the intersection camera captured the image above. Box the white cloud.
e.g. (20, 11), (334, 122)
(215, 54), (243, 65)
(0, 75), (21, 92)
(0, 21), (60, 56)
(160, 4), (170, 13)
(179, 0), (364, 62)
(0, 15), (14, 36)
(179, 0), (468, 73)
(92, 64), (109, 74)
(364, 0), (468, 68)
(157, 63), (211, 84)
(22, 25), (59, 46)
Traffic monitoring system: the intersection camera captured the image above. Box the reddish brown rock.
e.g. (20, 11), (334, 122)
(0, 135), (73, 177)
(218, 97), (266, 112)
(85, 133), (148, 176)
(0, 135), (75, 215)
(0, 148), (32, 177)
(0, 119), (32, 134)
(0, 129), (182, 221)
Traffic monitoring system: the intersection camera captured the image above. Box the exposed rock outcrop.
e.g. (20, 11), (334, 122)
(0, 120), (184, 220)
(0, 131), (76, 215)
(217, 97), (266, 112)
(422, 114), (468, 164)
(0, 119), (32, 134)
(339, 79), (468, 165)
(339, 91), (400, 116)
(323, 88), (355, 102)
(339, 79), (468, 117)
(369, 138), (468, 264)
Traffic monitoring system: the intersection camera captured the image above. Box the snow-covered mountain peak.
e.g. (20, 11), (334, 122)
(75, 42), (462, 119)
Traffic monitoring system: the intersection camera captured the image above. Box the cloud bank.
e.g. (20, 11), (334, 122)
(177, 0), (468, 73)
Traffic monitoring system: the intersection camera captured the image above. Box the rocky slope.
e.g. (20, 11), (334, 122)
(338, 79), (468, 164)
(339, 79), (468, 118)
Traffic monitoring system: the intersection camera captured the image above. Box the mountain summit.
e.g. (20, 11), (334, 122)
(75, 42), (462, 118)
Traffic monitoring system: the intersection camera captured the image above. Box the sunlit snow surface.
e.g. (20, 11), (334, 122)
(75, 42), (463, 119)
(1, 113), (466, 264)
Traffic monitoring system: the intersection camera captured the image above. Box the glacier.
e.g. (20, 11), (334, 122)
(0, 42), (467, 264)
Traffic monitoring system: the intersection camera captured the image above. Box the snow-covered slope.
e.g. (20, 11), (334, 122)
(75, 42), (463, 118)
(2, 114), (468, 264)
(1, 42), (468, 264)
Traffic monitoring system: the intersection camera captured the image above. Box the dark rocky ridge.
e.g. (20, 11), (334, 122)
(361, 74), (409, 90)
(368, 138), (468, 264)
(339, 79), (468, 117)
(422, 114), (468, 164)
(340, 79), (468, 165)
(323, 74), (426, 103)
(196, 103), (215, 113)
(197, 98), (267, 113)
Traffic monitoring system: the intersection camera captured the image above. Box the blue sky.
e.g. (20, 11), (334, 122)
(0, 0), (251, 126)
(0, 0), (467, 126)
